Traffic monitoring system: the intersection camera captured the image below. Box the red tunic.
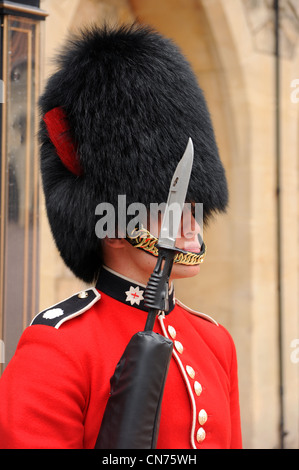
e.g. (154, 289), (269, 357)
(0, 268), (242, 449)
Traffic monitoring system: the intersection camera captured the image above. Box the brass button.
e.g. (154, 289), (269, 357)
(198, 409), (208, 425)
(194, 381), (202, 396)
(186, 365), (195, 379)
(78, 291), (89, 299)
(196, 427), (206, 442)
(174, 340), (184, 354)
(167, 325), (176, 339)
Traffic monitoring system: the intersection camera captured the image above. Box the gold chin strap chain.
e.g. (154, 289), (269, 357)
(126, 227), (206, 265)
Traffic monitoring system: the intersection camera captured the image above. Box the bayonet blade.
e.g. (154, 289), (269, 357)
(158, 138), (194, 249)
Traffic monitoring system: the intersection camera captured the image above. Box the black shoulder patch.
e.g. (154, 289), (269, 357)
(30, 288), (101, 329)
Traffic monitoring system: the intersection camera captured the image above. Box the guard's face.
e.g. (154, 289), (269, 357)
(126, 203), (205, 265)
(102, 210), (203, 285)
(136, 211), (202, 282)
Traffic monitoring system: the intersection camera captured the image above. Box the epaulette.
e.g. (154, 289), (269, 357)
(175, 299), (219, 326)
(30, 288), (101, 329)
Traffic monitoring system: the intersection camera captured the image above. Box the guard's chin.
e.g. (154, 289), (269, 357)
(170, 263), (201, 280)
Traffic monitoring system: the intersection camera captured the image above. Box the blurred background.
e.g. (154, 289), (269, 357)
(0, 0), (298, 449)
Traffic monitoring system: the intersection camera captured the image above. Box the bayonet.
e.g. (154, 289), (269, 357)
(158, 137), (194, 249)
(144, 138), (194, 329)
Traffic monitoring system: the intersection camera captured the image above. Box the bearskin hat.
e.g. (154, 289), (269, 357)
(39, 24), (228, 283)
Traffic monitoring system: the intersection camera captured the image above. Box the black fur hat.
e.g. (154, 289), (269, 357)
(39, 24), (228, 283)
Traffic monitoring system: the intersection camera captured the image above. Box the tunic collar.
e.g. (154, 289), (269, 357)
(96, 266), (175, 314)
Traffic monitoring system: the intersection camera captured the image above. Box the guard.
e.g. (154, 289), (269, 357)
(0, 24), (242, 449)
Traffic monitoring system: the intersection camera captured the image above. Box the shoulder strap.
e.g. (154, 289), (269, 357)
(30, 288), (101, 329)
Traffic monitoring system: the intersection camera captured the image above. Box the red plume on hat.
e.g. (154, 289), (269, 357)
(43, 107), (82, 176)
